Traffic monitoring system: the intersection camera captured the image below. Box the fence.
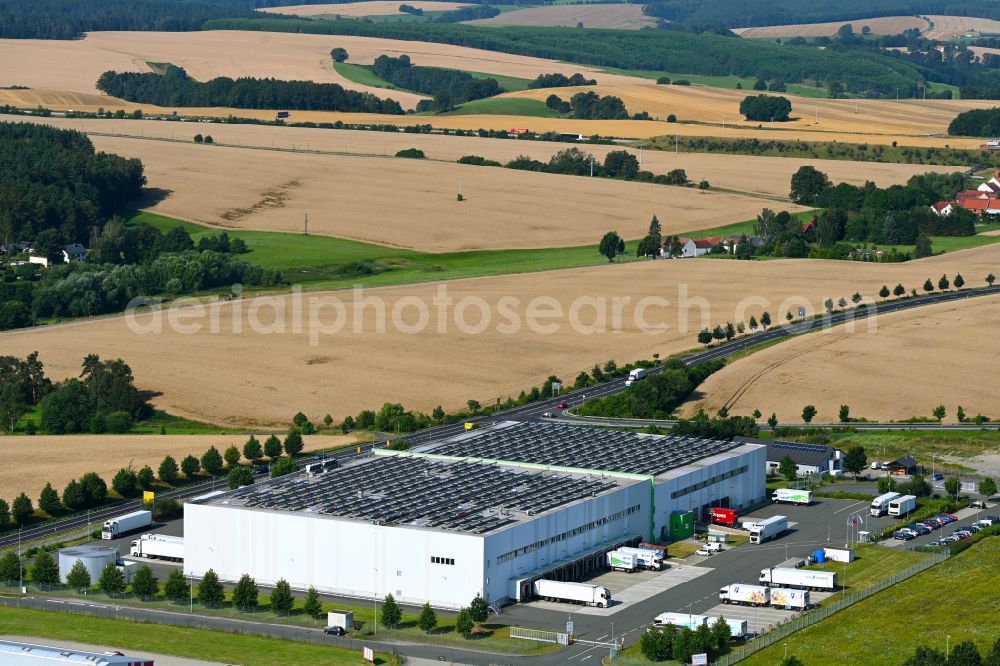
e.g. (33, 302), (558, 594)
(509, 626), (569, 645)
(711, 550), (950, 665)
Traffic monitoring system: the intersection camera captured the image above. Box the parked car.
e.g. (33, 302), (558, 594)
(942, 513), (958, 521)
(953, 530), (972, 539)
(940, 536), (959, 544)
(932, 473), (944, 481)
(907, 523), (931, 536)
(977, 516), (999, 525)
(935, 514), (956, 524)
(920, 520), (941, 531)
(893, 530), (916, 540)
(965, 524), (983, 533)
(324, 626), (346, 636)
(555, 401), (568, 409)
(926, 540), (944, 547)
(970, 500), (987, 509)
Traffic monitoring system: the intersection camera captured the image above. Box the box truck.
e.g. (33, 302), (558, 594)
(772, 489), (812, 505)
(768, 587), (811, 609)
(533, 580), (611, 607)
(749, 516), (788, 544)
(759, 567), (836, 591)
(130, 534), (184, 561)
(888, 495), (917, 517)
(625, 368), (647, 386)
(653, 612), (709, 630)
(607, 550), (638, 572)
(616, 546), (664, 570)
(719, 584), (769, 606)
(102, 510), (152, 540)
(709, 507), (739, 526)
(870, 492), (901, 517)
(704, 616), (749, 640)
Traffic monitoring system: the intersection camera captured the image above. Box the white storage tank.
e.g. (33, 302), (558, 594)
(58, 545), (119, 583)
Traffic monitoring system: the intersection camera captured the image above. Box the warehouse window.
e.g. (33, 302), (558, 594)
(431, 556), (455, 565)
(670, 465), (748, 500)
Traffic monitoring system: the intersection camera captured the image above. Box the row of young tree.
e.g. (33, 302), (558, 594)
(0, 121), (145, 247)
(96, 66), (404, 115)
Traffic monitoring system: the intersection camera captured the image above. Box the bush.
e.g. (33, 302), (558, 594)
(395, 148), (426, 159)
(739, 94), (792, 121)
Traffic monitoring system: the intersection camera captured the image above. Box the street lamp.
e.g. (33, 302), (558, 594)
(784, 643), (788, 659)
(947, 635), (951, 661)
(18, 527), (23, 592)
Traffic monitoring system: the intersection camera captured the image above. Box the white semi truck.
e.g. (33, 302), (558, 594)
(888, 494), (917, 517)
(870, 492), (901, 517)
(749, 515), (788, 544)
(101, 510), (152, 540)
(616, 546), (664, 570)
(607, 550), (638, 572)
(130, 534), (184, 561)
(772, 488), (812, 505)
(719, 584), (769, 606)
(759, 567), (837, 591)
(704, 616), (750, 640)
(768, 587), (811, 609)
(653, 612), (709, 630)
(533, 580), (611, 607)
(625, 368), (648, 387)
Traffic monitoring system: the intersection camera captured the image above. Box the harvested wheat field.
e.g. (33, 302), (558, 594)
(82, 133), (803, 251)
(681, 295), (1000, 422)
(467, 4), (654, 29)
(21, 116), (967, 199)
(4, 244), (1000, 428)
(261, 1), (471, 17)
(0, 434), (355, 503)
(922, 15), (1000, 40)
(733, 16), (928, 39)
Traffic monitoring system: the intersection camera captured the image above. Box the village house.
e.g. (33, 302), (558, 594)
(26, 243), (88, 267)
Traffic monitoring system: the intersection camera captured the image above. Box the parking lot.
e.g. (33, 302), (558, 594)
(880, 502), (997, 549)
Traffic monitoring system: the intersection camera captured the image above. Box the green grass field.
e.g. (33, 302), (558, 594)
(741, 538), (1000, 665)
(332, 62), (421, 95)
(827, 430), (1000, 464)
(805, 544), (930, 592)
(591, 66), (829, 98)
(442, 97), (558, 116)
(0, 606), (395, 665)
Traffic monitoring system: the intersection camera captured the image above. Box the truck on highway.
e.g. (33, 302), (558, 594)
(749, 515), (788, 544)
(616, 546), (664, 570)
(772, 488), (812, 505)
(625, 368), (647, 387)
(533, 580), (611, 607)
(709, 507), (739, 526)
(653, 612), (709, 630)
(759, 567), (837, 591)
(769, 587), (810, 609)
(888, 494), (917, 517)
(719, 584), (769, 606)
(607, 550), (638, 572)
(101, 510), (152, 540)
(704, 616), (749, 640)
(130, 534), (184, 561)
(870, 492), (902, 517)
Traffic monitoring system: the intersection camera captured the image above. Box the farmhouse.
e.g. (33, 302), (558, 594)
(665, 236), (720, 258)
(26, 243), (88, 267)
(184, 422), (766, 609)
(930, 201), (954, 216)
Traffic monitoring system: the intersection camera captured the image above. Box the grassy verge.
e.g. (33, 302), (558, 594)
(127, 211), (646, 290)
(803, 544), (930, 592)
(740, 538), (1000, 665)
(0, 606), (396, 665)
(130, 410), (247, 435)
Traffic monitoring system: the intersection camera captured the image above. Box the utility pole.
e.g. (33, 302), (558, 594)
(638, 146), (643, 168)
(304, 213), (309, 236)
(675, 131), (678, 154)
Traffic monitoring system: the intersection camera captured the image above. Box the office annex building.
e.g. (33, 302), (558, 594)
(185, 422), (766, 609)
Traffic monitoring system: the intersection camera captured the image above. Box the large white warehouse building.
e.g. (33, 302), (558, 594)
(185, 422), (766, 609)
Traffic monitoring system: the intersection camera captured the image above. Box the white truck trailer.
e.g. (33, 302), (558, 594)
(888, 494), (917, 517)
(625, 368), (648, 387)
(616, 546), (664, 570)
(533, 580), (611, 607)
(653, 612), (709, 630)
(870, 492), (901, 517)
(772, 489), (812, 505)
(719, 584), (769, 606)
(704, 616), (749, 640)
(759, 567), (836, 591)
(607, 550), (638, 572)
(101, 510), (152, 540)
(130, 534), (184, 561)
(768, 587), (810, 609)
(749, 515), (788, 544)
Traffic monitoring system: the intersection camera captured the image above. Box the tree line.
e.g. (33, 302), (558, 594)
(371, 54), (501, 110)
(948, 108), (1000, 137)
(544, 91), (633, 119)
(527, 72), (597, 89)
(96, 66), (404, 114)
(575, 359), (726, 420)
(0, 121), (145, 247)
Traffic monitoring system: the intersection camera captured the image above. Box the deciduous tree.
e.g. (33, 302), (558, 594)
(455, 607), (474, 637)
(201, 446), (224, 476)
(164, 568), (189, 604)
(66, 559), (91, 592)
(802, 405), (817, 423)
(197, 569), (225, 608)
(844, 446), (868, 478)
(283, 429), (304, 456)
(38, 483), (61, 516)
(232, 574), (259, 611)
(380, 593), (402, 628)
(263, 435), (282, 460)
(223, 445), (241, 469)
(779, 455), (798, 481)
(131, 565), (159, 600)
(181, 454), (200, 479)
(98, 560), (125, 596)
(418, 601), (438, 633)
(271, 578), (294, 615)
(303, 586), (323, 618)
(159, 455), (179, 484)
(599, 230), (625, 262)
(11, 492), (33, 525)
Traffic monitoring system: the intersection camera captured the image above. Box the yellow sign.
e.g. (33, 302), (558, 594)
(143, 491), (155, 503)
(464, 422), (476, 430)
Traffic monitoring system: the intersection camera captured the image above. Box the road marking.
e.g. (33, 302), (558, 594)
(833, 501), (868, 514)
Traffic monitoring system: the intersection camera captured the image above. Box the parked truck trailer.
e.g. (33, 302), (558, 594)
(607, 550), (638, 572)
(759, 567), (836, 591)
(772, 489), (812, 505)
(768, 587), (811, 609)
(888, 495), (917, 517)
(533, 580), (611, 607)
(616, 546), (664, 570)
(719, 584), (769, 606)
(709, 507), (739, 526)
(704, 616), (750, 640)
(870, 492), (901, 517)
(653, 612), (709, 630)
(749, 516), (788, 544)
(130, 534), (184, 561)
(101, 510), (152, 540)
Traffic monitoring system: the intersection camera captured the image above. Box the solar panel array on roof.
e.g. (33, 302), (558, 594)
(426, 422), (741, 476)
(222, 456), (618, 534)
(770, 441), (830, 454)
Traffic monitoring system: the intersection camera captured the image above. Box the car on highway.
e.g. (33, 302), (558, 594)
(893, 529), (916, 540)
(907, 523), (931, 536)
(324, 626), (346, 636)
(970, 500), (987, 509)
(556, 401), (568, 409)
(541, 411), (554, 418)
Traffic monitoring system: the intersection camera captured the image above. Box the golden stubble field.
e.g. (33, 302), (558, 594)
(74, 132), (812, 252)
(733, 16), (929, 38)
(681, 295), (1000, 422)
(0, 434), (356, 503)
(467, 4), (655, 29)
(4, 244), (1000, 428)
(261, 1), (472, 17)
(20, 116), (966, 201)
